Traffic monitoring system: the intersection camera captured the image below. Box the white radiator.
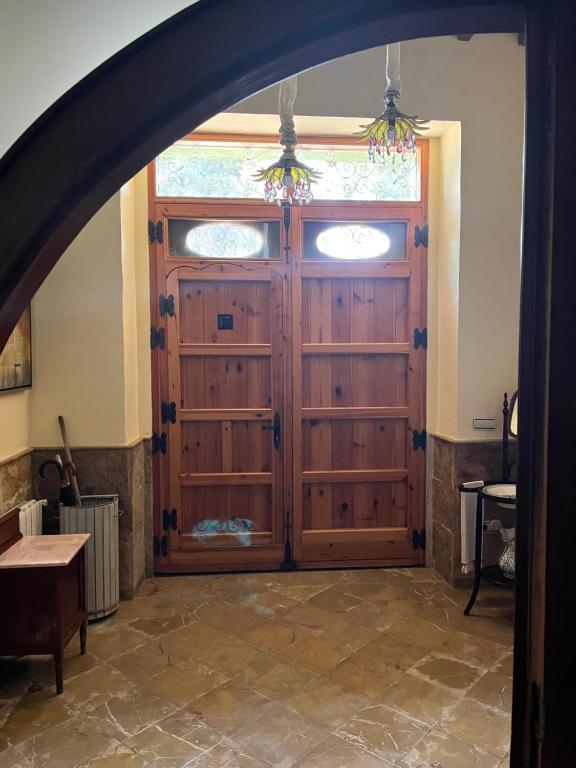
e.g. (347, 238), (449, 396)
(18, 499), (46, 536)
(60, 495), (120, 620)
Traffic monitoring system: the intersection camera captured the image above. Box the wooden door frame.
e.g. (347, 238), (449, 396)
(149, 139), (428, 572)
(2, 1), (576, 762)
(289, 198), (428, 567)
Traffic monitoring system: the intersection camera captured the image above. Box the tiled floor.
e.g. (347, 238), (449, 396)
(0, 568), (514, 767)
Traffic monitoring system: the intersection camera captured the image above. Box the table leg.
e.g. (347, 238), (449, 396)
(54, 650), (64, 694)
(80, 619), (87, 655)
(464, 491), (484, 616)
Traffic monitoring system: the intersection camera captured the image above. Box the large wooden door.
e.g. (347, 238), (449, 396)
(291, 204), (427, 567)
(150, 180), (427, 572)
(152, 203), (289, 571)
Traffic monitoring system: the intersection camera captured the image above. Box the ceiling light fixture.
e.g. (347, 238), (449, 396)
(255, 77), (320, 205)
(357, 43), (428, 161)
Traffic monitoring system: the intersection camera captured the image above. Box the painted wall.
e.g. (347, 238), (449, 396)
(231, 34), (524, 440)
(0, 21), (523, 460)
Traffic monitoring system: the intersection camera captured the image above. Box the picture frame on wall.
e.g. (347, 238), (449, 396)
(0, 306), (32, 393)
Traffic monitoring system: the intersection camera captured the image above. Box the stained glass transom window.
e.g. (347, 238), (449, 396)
(156, 141), (420, 201)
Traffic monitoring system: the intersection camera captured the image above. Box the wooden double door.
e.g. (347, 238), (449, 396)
(151, 199), (427, 572)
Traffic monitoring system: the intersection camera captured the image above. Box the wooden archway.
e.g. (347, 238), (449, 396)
(1, 2), (575, 766)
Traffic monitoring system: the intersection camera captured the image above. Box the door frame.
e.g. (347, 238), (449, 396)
(148, 137), (428, 572)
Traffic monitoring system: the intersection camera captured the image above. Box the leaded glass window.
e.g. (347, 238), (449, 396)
(156, 141), (421, 201)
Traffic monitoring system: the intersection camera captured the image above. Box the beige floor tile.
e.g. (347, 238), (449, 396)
(196, 634), (269, 679)
(87, 626), (149, 661)
(285, 677), (370, 728)
(439, 632), (510, 670)
(155, 621), (225, 660)
(110, 638), (185, 682)
(233, 701), (327, 766)
(354, 633), (429, 673)
(307, 585), (364, 613)
(86, 746), (147, 767)
(336, 703), (428, 763)
(386, 616), (453, 651)
(0, 746), (32, 768)
(400, 728), (501, 768)
(154, 709), (223, 751)
(114, 596), (181, 622)
(196, 603), (270, 634)
(60, 665), (136, 713)
(192, 740), (270, 767)
(315, 614), (380, 654)
(243, 657), (316, 701)
(281, 603), (336, 631)
(326, 656), (404, 701)
(124, 723), (205, 767)
(128, 614), (187, 638)
(344, 601), (405, 633)
(95, 688), (178, 736)
(294, 734), (392, 767)
(141, 658), (228, 705)
(410, 655), (484, 691)
(187, 683), (270, 735)
(19, 713), (124, 768)
(378, 674), (462, 726)
(467, 671), (513, 712)
(237, 621), (306, 653)
(494, 654), (514, 676)
(0, 692), (71, 745)
(439, 698), (512, 758)
(280, 635), (347, 674)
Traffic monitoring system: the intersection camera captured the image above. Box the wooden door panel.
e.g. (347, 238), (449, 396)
(180, 356), (272, 409)
(181, 421), (272, 474)
(292, 207), (426, 567)
(302, 419), (407, 470)
(302, 355), (408, 407)
(302, 481), (408, 529)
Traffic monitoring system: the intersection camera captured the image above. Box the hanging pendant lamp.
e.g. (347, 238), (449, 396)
(254, 77), (320, 205)
(357, 43), (428, 161)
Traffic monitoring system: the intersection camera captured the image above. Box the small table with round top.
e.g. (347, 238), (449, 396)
(463, 482), (516, 616)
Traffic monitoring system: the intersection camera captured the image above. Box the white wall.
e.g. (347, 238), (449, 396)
(232, 34), (525, 440)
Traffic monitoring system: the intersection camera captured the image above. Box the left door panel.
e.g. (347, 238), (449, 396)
(152, 204), (288, 572)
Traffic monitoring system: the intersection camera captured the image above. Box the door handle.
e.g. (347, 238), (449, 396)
(263, 412), (281, 450)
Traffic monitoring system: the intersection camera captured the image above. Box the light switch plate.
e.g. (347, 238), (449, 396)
(473, 418), (496, 430)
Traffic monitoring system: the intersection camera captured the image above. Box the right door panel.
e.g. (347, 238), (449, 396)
(292, 205), (426, 567)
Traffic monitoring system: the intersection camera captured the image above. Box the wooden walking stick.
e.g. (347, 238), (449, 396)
(57, 416), (82, 506)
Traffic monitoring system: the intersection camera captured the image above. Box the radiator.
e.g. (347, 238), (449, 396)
(60, 495), (120, 620)
(18, 499), (46, 536)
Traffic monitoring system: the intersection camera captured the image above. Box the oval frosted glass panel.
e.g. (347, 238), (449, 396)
(316, 225), (391, 260)
(156, 141), (420, 201)
(168, 219), (280, 259)
(304, 221), (407, 260)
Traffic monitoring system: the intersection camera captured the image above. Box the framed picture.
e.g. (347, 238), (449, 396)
(0, 306), (32, 393)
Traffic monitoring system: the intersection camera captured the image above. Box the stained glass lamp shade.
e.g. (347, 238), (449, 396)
(358, 43), (428, 161)
(255, 77), (320, 205)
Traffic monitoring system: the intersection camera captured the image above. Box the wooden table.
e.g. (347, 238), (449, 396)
(0, 509), (88, 694)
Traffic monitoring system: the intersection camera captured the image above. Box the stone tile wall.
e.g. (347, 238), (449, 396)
(430, 435), (517, 585)
(0, 450), (33, 516)
(32, 440), (152, 598)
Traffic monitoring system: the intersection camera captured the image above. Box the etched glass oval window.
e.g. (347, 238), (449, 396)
(316, 224), (391, 260)
(185, 222), (264, 259)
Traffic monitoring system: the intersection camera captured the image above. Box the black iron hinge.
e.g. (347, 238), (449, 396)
(159, 294), (175, 317)
(162, 508), (178, 531)
(412, 529), (427, 551)
(152, 432), (167, 455)
(161, 402), (177, 424)
(414, 224), (429, 248)
(412, 429), (427, 451)
(150, 326), (166, 350)
(153, 534), (169, 557)
(148, 220), (164, 244)
(413, 327), (428, 350)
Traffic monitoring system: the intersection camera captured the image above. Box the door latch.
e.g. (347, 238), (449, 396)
(263, 412), (281, 450)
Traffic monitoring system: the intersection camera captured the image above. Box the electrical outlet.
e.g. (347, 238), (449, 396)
(473, 417), (496, 430)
